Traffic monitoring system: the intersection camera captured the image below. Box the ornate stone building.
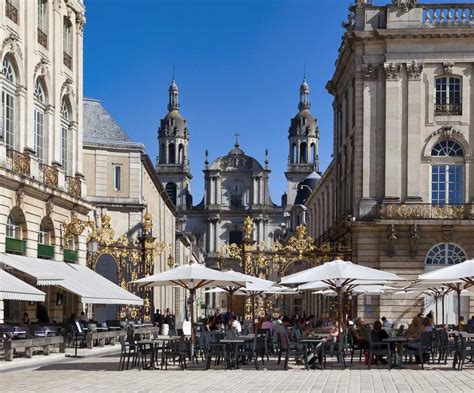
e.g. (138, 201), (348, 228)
(0, 0), (93, 323)
(83, 98), (202, 322)
(306, 0), (474, 324)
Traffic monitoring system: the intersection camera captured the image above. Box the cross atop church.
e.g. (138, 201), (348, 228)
(234, 132), (240, 147)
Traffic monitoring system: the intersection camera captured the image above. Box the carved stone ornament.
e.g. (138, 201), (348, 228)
(34, 58), (50, 78)
(425, 125), (464, 143)
(443, 61), (454, 74)
(386, 224), (397, 257)
(46, 197), (54, 217)
(442, 225), (454, 242)
(2, 33), (23, 61)
(362, 64), (379, 80)
(384, 63), (401, 80)
(355, 0), (371, 7)
(15, 186), (24, 208)
(76, 12), (86, 32)
(392, 0), (417, 10)
(220, 154), (250, 170)
(409, 224), (420, 258)
(406, 61), (423, 80)
(61, 78), (75, 98)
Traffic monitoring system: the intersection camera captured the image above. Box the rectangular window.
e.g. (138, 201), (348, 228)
(435, 77), (462, 115)
(114, 165), (121, 191)
(432, 164), (463, 205)
(37, 0), (47, 47)
(34, 109), (44, 163)
(2, 91), (15, 150)
(6, 221), (17, 238)
(38, 229), (47, 244)
(63, 18), (72, 69)
(61, 126), (71, 175)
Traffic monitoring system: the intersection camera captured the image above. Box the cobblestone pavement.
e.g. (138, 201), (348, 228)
(1, 349), (474, 392)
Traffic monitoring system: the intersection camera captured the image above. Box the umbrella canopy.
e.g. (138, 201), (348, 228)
(418, 259), (474, 284)
(281, 259), (403, 286)
(312, 285), (395, 296)
(134, 263), (248, 289)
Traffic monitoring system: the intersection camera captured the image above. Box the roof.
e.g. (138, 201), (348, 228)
(83, 98), (144, 149)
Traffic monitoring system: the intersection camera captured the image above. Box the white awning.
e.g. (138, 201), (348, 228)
(0, 253), (143, 306)
(0, 269), (46, 302)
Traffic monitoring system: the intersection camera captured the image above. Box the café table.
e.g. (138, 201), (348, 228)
(299, 336), (326, 369)
(220, 336), (254, 369)
(137, 337), (179, 370)
(383, 336), (407, 368)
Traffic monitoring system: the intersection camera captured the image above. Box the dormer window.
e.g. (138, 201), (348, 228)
(435, 76), (462, 116)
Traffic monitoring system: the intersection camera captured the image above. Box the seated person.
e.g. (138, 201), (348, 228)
(20, 312), (31, 327)
(405, 316), (423, 340)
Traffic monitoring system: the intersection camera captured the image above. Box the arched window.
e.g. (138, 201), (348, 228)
(5, 208), (27, 255)
(168, 143), (176, 164)
(310, 143), (316, 163)
(292, 143), (297, 164)
(34, 79), (46, 163)
(165, 182), (177, 205)
(435, 76), (462, 116)
(2, 56), (18, 151)
(431, 139), (464, 205)
(431, 140), (464, 157)
(178, 144), (184, 164)
(425, 243), (467, 265)
(300, 142), (307, 163)
(60, 98), (72, 175)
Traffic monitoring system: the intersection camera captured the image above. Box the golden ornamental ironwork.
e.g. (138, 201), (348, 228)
(285, 224), (315, 259)
(66, 176), (81, 197)
(142, 211), (153, 235)
(379, 203), (472, 220)
(63, 213), (94, 242)
(243, 216), (255, 239)
(10, 150), (31, 176)
(40, 164), (58, 189)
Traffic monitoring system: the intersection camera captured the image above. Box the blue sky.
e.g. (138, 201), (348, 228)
(83, 0), (459, 202)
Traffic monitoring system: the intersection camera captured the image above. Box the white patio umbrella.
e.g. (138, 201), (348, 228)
(417, 260), (474, 328)
(281, 259), (404, 340)
(134, 262), (248, 362)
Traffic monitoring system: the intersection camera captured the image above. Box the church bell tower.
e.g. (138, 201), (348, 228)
(156, 79), (192, 210)
(285, 77), (320, 208)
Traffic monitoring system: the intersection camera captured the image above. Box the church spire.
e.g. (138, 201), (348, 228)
(298, 77), (310, 111)
(168, 78), (179, 112)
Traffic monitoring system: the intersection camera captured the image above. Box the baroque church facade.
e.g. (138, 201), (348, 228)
(155, 78), (322, 281)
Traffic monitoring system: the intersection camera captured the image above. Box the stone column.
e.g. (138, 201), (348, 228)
(384, 63), (402, 201)
(216, 176), (221, 205)
(252, 176), (258, 205)
(210, 176), (215, 205)
(406, 61), (424, 201)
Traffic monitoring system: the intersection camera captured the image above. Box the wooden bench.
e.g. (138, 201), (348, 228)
(4, 336), (65, 361)
(131, 326), (160, 337)
(85, 330), (127, 349)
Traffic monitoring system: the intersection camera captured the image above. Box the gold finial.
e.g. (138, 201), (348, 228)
(143, 211), (153, 235)
(243, 216), (255, 239)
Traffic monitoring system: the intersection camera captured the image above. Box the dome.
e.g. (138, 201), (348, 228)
(294, 171), (320, 205)
(207, 143), (264, 172)
(169, 79), (178, 91)
(159, 109), (188, 139)
(288, 109), (318, 137)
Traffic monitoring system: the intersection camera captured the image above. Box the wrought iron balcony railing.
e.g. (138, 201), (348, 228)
(39, 163), (58, 189)
(63, 52), (72, 69)
(38, 28), (48, 48)
(5, 1), (18, 24)
(435, 103), (462, 116)
(378, 203), (474, 220)
(66, 175), (81, 198)
(6, 149), (30, 176)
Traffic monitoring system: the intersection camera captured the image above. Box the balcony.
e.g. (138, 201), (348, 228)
(377, 203), (474, 220)
(5, 1), (18, 24)
(38, 244), (54, 259)
(63, 249), (78, 262)
(63, 52), (72, 70)
(6, 149), (30, 177)
(435, 103), (462, 116)
(423, 4), (474, 26)
(66, 175), (81, 198)
(39, 163), (58, 189)
(37, 28), (48, 49)
(6, 237), (26, 254)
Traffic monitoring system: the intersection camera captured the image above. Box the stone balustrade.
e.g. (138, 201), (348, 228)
(422, 4), (474, 26)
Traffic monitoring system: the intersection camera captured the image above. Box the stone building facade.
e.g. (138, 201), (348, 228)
(83, 98), (200, 322)
(306, 0), (474, 325)
(0, 0), (91, 323)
